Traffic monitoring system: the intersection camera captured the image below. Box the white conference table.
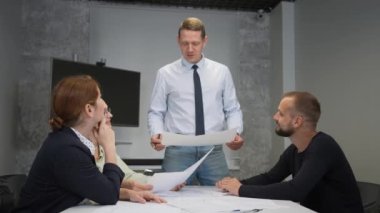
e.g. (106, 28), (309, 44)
(63, 186), (315, 213)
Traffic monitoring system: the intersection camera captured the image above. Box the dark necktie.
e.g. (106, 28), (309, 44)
(192, 64), (205, 135)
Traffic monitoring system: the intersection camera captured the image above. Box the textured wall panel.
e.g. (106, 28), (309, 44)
(15, 0), (90, 173)
(231, 12), (273, 179)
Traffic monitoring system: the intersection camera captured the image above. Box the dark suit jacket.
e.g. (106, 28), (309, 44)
(14, 127), (124, 213)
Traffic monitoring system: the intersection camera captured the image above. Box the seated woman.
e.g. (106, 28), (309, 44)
(14, 75), (162, 212)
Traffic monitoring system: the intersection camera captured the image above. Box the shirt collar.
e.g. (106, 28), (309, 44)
(70, 127), (95, 155)
(181, 54), (206, 71)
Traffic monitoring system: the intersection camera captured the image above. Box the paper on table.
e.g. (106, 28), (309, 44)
(148, 147), (214, 193)
(88, 201), (181, 213)
(160, 187), (287, 213)
(166, 196), (285, 213)
(161, 129), (237, 146)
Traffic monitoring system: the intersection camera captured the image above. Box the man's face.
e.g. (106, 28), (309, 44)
(177, 29), (207, 64)
(273, 97), (296, 137)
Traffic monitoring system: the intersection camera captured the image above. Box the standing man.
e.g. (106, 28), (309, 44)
(148, 17), (244, 185)
(217, 91), (363, 213)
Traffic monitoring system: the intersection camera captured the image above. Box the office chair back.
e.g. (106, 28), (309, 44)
(357, 181), (380, 213)
(0, 174), (27, 213)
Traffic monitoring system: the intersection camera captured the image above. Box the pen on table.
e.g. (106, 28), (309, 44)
(231, 209), (263, 212)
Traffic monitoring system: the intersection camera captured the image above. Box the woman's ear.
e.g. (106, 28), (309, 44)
(84, 104), (95, 118)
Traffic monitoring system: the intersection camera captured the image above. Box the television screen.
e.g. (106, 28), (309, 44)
(51, 58), (140, 127)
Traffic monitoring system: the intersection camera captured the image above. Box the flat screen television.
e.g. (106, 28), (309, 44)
(51, 58), (140, 127)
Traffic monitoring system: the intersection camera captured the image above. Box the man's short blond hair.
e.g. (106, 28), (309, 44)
(178, 17), (206, 38)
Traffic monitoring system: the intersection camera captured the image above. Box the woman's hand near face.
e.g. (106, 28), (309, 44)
(93, 118), (116, 164)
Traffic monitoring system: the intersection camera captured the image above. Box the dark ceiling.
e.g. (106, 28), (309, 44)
(90, 0), (295, 12)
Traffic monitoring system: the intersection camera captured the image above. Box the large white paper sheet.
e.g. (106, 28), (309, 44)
(161, 129), (236, 146)
(148, 147), (214, 193)
(63, 186), (310, 213)
(161, 186), (287, 213)
(166, 196), (285, 213)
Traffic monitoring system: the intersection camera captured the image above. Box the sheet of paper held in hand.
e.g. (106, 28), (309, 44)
(161, 129), (237, 146)
(148, 147), (214, 193)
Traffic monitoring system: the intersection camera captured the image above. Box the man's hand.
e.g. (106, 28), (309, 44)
(226, 134), (244, 150)
(215, 177), (242, 196)
(150, 134), (165, 151)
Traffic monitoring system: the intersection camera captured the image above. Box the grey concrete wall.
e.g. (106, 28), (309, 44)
(15, 0), (90, 173)
(0, 0), (21, 175)
(233, 12), (273, 179)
